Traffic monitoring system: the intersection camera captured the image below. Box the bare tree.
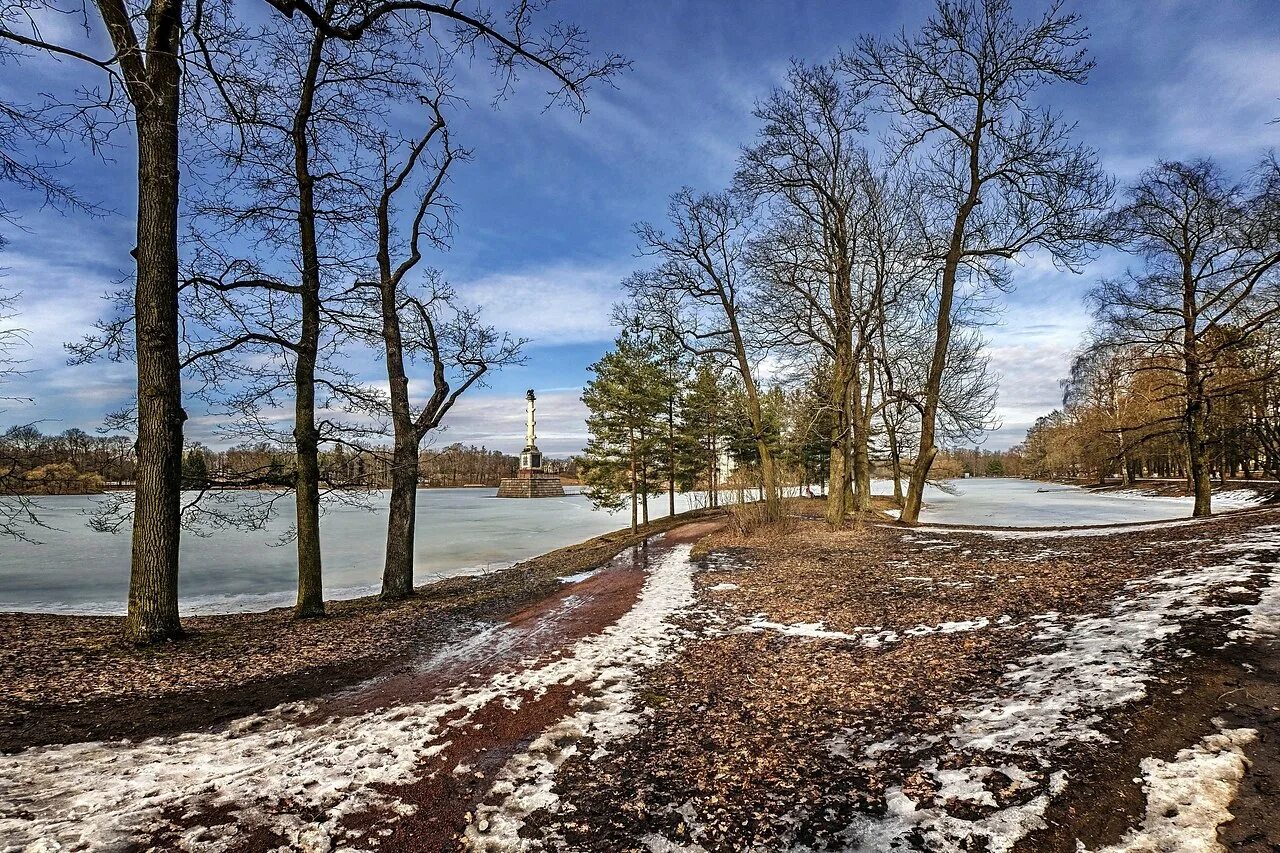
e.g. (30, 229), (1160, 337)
(3, 0), (620, 639)
(1, 0), (199, 641)
(627, 189), (783, 522)
(356, 104), (523, 599)
(1090, 158), (1280, 516)
(737, 60), (870, 526)
(842, 0), (1111, 524)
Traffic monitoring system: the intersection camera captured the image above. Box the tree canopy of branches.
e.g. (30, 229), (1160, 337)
(841, 0), (1111, 523)
(1083, 158), (1280, 514)
(1, 0), (622, 640)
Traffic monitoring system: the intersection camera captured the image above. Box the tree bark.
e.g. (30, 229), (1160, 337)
(851, 359), (873, 514)
(1183, 262), (1213, 518)
(290, 27), (328, 618)
(381, 435), (419, 598)
(109, 0), (186, 644)
(826, 351), (853, 526)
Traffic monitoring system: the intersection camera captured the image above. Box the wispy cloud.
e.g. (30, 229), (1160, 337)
(456, 262), (630, 345)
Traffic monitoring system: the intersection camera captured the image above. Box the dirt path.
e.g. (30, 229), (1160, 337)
(0, 519), (722, 853)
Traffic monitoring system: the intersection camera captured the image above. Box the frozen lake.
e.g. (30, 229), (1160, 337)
(885, 477), (1200, 527)
(0, 479), (1203, 615)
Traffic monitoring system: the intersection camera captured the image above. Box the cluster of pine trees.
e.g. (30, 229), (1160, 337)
(580, 334), (833, 532)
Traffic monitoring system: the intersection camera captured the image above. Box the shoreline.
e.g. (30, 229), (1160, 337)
(0, 506), (722, 753)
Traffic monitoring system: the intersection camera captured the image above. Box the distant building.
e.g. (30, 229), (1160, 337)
(496, 390), (566, 498)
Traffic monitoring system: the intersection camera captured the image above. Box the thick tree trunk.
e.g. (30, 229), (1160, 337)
(826, 352), (853, 527)
(850, 361), (873, 514)
(1187, 396), (1213, 517)
(902, 232), (965, 523)
(629, 446), (638, 533)
(111, 0), (187, 644)
(124, 93), (186, 644)
(293, 329), (325, 616)
(381, 437), (419, 599)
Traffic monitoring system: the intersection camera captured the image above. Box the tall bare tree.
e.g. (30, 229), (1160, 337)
(842, 0), (1111, 524)
(737, 60), (870, 526)
(1089, 158), (1280, 516)
(2, 0), (200, 641)
(358, 104), (522, 599)
(627, 189), (783, 522)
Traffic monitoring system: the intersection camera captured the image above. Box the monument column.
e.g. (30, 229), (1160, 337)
(499, 389), (564, 498)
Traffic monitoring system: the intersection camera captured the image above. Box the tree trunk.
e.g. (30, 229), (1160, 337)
(826, 351), (852, 527)
(884, 409), (904, 506)
(381, 436), (419, 599)
(850, 360), (872, 514)
(107, 0), (189, 644)
(123, 55), (186, 643)
(629, 444), (638, 533)
(290, 32), (327, 618)
(1187, 395), (1213, 517)
(668, 397), (676, 518)
(293, 329), (325, 616)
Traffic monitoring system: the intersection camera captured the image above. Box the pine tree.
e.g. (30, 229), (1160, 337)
(676, 361), (733, 508)
(581, 333), (668, 532)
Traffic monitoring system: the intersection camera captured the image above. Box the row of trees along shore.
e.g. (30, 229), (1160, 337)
(0, 425), (580, 496)
(583, 0), (1116, 530)
(1022, 159), (1280, 513)
(1, 0), (624, 642)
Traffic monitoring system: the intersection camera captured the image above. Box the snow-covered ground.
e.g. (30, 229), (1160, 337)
(0, 544), (703, 853)
(819, 522), (1280, 853)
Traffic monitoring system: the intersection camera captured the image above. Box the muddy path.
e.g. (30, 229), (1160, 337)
(0, 519), (723, 853)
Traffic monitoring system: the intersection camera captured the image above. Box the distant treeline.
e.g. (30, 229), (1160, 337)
(1, 426), (133, 494)
(0, 427), (577, 494)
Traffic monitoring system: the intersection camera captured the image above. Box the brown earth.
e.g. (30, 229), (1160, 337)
(536, 500), (1280, 852)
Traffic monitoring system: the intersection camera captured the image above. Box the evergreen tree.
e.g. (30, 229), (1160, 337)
(580, 333), (668, 532)
(676, 361), (734, 507)
(780, 370), (835, 495)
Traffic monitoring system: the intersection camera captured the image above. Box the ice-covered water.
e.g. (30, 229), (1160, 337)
(883, 478), (1219, 528)
(0, 488), (718, 615)
(0, 479), (1223, 615)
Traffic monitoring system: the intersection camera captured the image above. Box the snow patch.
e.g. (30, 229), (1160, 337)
(830, 525), (1280, 853)
(1088, 724), (1256, 853)
(466, 544), (700, 851)
(0, 544), (701, 852)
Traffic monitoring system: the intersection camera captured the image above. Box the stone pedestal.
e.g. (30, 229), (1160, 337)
(496, 470), (565, 498)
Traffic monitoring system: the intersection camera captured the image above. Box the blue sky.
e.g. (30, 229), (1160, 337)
(2, 0), (1279, 454)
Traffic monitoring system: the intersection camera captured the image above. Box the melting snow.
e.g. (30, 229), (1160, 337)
(0, 544), (701, 853)
(738, 614), (1008, 648)
(1089, 724), (1256, 853)
(824, 524), (1280, 853)
(467, 544), (699, 851)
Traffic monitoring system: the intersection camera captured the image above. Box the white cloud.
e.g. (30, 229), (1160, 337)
(425, 389), (588, 456)
(1149, 38), (1280, 162)
(456, 262), (628, 345)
